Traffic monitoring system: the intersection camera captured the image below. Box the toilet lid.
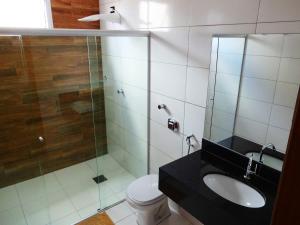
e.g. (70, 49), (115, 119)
(127, 174), (165, 205)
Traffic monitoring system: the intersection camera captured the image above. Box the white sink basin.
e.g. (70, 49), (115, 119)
(246, 152), (283, 171)
(203, 174), (265, 208)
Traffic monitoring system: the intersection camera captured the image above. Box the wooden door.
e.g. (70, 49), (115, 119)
(271, 88), (300, 224)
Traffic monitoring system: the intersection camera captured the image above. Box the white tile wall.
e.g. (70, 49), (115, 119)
(274, 82), (299, 108)
(270, 105), (294, 130)
(246, 34), (284, 57)
(240, 77), (276, 103)
(183, 103), (206, 139)
(238, 97), (272, 124)
(266, 126), (290, 153)
(235, 117), (268, 144)
(278, 58), (300, 83)
(256, 21), (300, 34)
(188, 0), (260, 25)
(100, 1), (300, 224)
(217, 53), (244, 75)
(151, 27), (189, 65)
(214, 91), (238, 114)
(186, 67), (209, 107)
(148, 0), (189, 28)
(215, 73), (241, 95)
(258, 0), (300, 22)
(150, 92), (185, 133)
(243, 55), (280, 80)
(151, 62), (187, 101)
(150, 121), (183, 159)
(150, 146), (174, 174)
(235, 34), (300, 153)
(188, 24), (255, 68)
(211, 110), (235, 132)
(282, 34), (300, 58)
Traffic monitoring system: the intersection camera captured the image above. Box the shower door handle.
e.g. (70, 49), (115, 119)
(38, 136), (45, 143)
(117, 89), (124, 94)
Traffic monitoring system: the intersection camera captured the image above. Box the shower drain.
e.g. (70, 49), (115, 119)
(92, 175), (108, 184)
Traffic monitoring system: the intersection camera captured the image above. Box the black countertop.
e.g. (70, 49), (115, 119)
(219, 136), (285, 161)
(159, 149), (279, 225)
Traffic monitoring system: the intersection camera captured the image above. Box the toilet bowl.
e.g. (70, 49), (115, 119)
(126, 174), (171, 225)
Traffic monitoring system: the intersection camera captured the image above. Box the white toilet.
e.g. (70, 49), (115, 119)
(126, 174), (171, 225)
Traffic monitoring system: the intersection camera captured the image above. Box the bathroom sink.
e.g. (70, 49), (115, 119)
(203, 174), (265, 208)
(246, 152), (283, 171)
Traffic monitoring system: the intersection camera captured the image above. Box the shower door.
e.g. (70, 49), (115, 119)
(20, 35), (103, 224)
(90, 35), (149, 210)
(0, 30), (149, 225)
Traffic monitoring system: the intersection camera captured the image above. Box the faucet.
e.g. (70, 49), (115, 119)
(259, 143), (276, 163)
(244, 154), (257, 180)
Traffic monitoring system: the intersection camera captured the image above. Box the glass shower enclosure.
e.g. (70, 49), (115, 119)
(0, 29), (149, 225)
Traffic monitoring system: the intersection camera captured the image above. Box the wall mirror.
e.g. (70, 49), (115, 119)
(204, 34), (300, 172)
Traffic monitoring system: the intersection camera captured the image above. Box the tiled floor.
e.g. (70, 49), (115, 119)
(0, 155), (136, 225)
(106, 201), (192, 225)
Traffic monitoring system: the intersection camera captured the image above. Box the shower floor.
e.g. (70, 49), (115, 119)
(0, 154), (136, 225)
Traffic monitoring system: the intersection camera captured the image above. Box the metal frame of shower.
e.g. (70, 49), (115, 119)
(0, 27), (151, 220)
(0, 28), (150, 37)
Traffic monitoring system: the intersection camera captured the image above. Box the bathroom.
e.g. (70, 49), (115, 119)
(0, 0), (299, 225)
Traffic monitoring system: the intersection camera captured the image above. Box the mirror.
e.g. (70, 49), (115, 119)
(204, 34), (300, 171)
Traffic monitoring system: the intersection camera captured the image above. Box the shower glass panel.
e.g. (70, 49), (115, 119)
(96, 35), (149, 209)
(204, 36), (246, 142)
(0, 31), (149, 225)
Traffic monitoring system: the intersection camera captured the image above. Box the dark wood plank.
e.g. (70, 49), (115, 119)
(51, 0), (100, 29)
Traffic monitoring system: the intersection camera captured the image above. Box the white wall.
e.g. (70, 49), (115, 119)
(99, 0), (300, 223)
(100, 0), (300, 173)
(235, 34), (300, 153)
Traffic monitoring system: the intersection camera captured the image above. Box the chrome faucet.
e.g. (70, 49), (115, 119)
(244, 154), (257, 180)
(259, 143), (276, 163)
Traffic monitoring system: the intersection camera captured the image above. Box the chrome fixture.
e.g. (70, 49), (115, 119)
(78, 6), (121, 23)
(244, 154), (257, 180)
(167, 118), (178, 132)
(117, 89), (124, 94)
(158, 104), (166, 110)
(38, 136), (45, 143)
(259, 143), (276, 163)
(186, 135), (194, 155)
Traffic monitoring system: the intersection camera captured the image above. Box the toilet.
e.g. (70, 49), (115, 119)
(126, 174), (171, 225)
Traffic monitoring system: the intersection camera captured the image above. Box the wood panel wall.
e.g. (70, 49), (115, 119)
(51, 0), (100, 29)
(0, 36), (106, 188)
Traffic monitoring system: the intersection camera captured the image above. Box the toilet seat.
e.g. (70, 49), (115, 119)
(127, 174), (165, 206)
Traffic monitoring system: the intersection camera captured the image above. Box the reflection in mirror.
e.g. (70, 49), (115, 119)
(205, 36), (246, 142)
(204, 34), (300, 172)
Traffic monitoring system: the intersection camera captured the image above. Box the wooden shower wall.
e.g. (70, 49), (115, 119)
(51, 0), (100, 29)
(0, 36), (106, 188)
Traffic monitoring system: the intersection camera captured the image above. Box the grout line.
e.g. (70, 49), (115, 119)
(257, 19), (300, 24)
(237, 114), (291, 132)
(181, 26), (192, 157)
(255, 0), (263, 33)
(149, 22), (257, 30)
(14, 184), (30, 225)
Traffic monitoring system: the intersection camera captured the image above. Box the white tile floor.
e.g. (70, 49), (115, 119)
(106, 201), (192, 225)
(0, 155), (137, 225)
